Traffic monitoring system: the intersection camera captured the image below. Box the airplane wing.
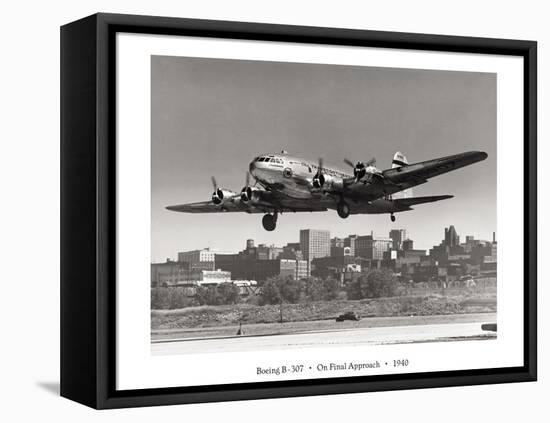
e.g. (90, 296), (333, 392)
(167, 191), (329, 214)
(343, 151), (487, 201)
(166, 199), (261, 213)
(382, 151), (488, 185)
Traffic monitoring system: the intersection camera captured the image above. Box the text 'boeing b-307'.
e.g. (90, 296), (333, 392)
(166, 150), (488, 231)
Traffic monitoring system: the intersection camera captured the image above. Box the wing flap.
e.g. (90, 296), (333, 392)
(393, 194), (453, 208)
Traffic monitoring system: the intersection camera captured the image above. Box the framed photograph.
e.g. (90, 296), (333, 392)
(60, 13), (537, 409)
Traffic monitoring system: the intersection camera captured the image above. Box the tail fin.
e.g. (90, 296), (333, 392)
(392, 151), (408, 168)
(391, 152), (413, 199)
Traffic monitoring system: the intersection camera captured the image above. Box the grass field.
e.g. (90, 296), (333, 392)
(152, 289), (496, 340)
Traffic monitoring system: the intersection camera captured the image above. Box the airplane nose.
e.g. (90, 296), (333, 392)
(249, 161), (255, 174)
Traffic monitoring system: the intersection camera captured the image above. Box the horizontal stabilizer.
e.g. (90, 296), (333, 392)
(394, 194), (453, 207)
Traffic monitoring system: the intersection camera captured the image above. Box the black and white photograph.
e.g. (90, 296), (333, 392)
(150, 56), (498, 356)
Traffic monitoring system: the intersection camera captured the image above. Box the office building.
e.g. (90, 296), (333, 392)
(389, 229), (407, 250)
(355, 234), (393, 260)
(444, 225), (460, 247)
(300, 229), (331, 276)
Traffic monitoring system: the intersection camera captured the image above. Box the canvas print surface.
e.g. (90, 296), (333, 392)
(150, 56), (497, 356)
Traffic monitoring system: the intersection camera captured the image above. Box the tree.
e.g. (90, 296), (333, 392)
(195, 284), (241, 305)
(323, 277), (341, 300)
(347, 269), (398, 299)
(195, 285), (219, 305)
(303, 278), (325, 301)
(258, 278), (282, 305)
(303, 277), (341, 301)
(151, 287), (196, 309)
(259, 276), (304, 305)
(216, 283), (241, 305)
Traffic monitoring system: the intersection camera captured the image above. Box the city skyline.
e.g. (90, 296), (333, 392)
(152, 225), (495, 263)
(152, 56), (496, 263)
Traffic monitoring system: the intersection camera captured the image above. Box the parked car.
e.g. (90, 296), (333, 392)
(336, 311), (360, 322)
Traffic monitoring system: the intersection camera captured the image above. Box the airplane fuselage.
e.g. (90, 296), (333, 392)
(248, 153), (400, 213)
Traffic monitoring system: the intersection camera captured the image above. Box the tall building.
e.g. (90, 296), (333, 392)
(389, 229), (407, 250)
(300, 229), (331, 275)
(355, 235), (393, 260)
(444, 225), (460, 247)
(300, 229), (331, 261)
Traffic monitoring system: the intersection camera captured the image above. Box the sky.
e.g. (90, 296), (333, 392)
(151, 56), (496, 263)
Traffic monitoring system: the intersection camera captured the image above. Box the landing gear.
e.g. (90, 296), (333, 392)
(262, 213), (277, 231)
(337, 201), (350, 219)
(390, 213), (396, 222)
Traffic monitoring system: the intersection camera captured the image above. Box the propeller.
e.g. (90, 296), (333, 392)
(343, 158), (355, 168)
(312, 158), (325, 189)
(241, 172), (252, 201)
(211, 176), (223, 204)
(344, 157), (376, 182)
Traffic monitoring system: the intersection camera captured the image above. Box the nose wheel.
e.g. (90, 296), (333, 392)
(262, 213), (277, 231)
(390, 213), (396, 222)
(337, 201), (350, 219)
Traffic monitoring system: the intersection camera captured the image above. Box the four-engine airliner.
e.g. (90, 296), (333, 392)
(166, 150), (488, 231)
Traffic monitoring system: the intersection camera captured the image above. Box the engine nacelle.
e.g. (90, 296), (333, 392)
(312, 174), (344, 192)
(240, 186), (261, 203)
(212, 188), (236, 205)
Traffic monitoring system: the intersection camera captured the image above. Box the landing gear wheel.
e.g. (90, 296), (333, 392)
(337, 201), (350, 219)
(390, 213), (396, 222)
(262, 214), (277, 231)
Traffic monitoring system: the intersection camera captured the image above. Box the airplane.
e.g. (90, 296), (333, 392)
(166, 150), (488, 231)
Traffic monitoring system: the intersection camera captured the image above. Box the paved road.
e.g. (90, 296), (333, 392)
(152, 320), (496, 355)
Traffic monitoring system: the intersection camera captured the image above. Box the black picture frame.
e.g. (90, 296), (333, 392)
(60, 12), (537, 409)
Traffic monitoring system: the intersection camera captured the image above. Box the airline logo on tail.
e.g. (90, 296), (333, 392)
(392, 151), (408, 168)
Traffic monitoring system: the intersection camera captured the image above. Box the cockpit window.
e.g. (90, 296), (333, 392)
(256, 156), (284, 163)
